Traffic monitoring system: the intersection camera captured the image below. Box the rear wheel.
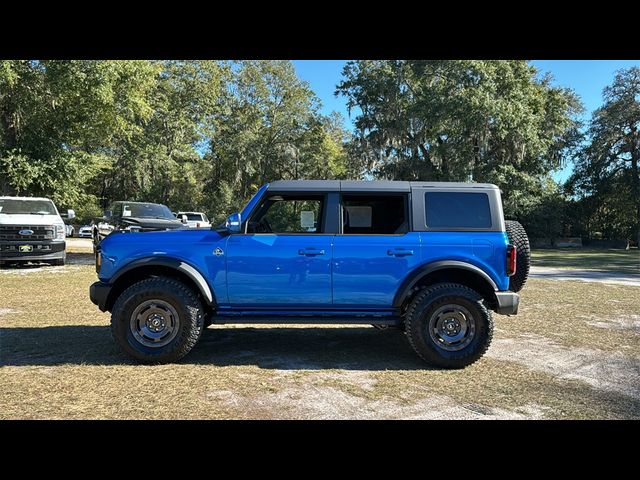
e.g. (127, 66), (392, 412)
(111, 277), (205, 363)
(405, 283), (493, 369)
(505, 220), (530, 292)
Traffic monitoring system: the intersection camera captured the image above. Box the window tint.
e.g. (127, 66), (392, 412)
(121, 203), (174, 219)
(425, 192), (491, 228)
(249, 196), (324, 234)
(342, 195), (408, 234)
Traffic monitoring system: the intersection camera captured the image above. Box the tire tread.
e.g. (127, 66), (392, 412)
(405, 282), (493, 368)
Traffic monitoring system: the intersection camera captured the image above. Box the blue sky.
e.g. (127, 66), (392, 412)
(292, 60), (640, 183)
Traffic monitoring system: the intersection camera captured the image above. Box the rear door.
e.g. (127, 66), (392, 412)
(225, 193), (333, 306)
(332, 192), (422, 306)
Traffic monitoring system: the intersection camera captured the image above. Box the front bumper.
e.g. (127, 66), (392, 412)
(0, 240), (66, 262)
(90, 281), (112, 312)
(495, 291), (519, 315)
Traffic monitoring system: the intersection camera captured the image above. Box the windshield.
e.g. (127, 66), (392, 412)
(0, 199), (57, 215)
(120, 203), (175, 219)
(184, 213), (205, 221)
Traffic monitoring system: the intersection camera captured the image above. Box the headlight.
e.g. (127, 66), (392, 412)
(56, 225), (65, 239)
(124, 226), (142, 232)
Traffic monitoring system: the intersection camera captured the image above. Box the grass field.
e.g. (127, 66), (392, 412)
(532, 248), (640, 274)
(1, 246), (639, 419)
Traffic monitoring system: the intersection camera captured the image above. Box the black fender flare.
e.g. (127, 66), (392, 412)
(111, 257), (215, 306)
(392, 260), (498, 308)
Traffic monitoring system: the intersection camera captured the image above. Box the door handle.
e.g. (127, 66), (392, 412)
(298, 248), (325, 256)
(387, 248), (414, 256)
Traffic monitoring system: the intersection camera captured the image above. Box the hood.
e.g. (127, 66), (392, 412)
(0, 213), (63, 226)
(101, 227), (224, 250)
(121, 217), (185, 229)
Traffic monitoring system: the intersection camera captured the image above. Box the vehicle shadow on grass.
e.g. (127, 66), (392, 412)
(0, 252), (93, 269)
(0, 325), (431, 370)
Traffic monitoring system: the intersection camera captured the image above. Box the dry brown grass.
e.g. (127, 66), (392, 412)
(1, 253), (639, 419)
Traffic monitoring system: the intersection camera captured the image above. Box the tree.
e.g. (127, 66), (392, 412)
(98, 60), (229, 209)
(204, 60), (352, 222)
(0, 60), (158, 215)
(567, 67), (640, 244)
(0, 60), (359, 224)
(336, 60), (582, 217)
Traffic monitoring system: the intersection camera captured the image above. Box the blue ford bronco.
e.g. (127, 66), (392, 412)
(90, 180), (530, 368)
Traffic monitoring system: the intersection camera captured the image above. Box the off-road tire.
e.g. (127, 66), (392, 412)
(505, 220), (530, 292)
(405, 283), (493, 369)
(51, 254), (66, 266)
(111, 276), (205, 363)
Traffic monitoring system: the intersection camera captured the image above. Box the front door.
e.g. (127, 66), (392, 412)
(225, 193), (332, 306)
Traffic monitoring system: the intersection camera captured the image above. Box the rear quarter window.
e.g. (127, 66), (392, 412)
(425, 192), (492, 229)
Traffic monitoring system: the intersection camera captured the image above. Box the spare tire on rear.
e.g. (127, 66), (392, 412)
(505, 220), (530, 292)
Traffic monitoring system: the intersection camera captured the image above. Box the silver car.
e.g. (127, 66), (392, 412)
(78, 225), (93, 238)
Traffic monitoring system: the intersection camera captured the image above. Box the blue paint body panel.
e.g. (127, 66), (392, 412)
(332, 233), (423, 305)
(421, 231), (510, 291)
(96, 183), (512, 314)
(226, 234), (333, 305)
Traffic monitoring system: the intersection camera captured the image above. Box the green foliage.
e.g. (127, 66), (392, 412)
(1, 59), (635, 245)
(1, 60), (352, 223)
(204, 60), (351, 220)
(567, 67), (640, 242)
(337, 60), (582, 218)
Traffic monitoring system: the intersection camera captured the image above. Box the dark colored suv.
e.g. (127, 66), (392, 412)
(93, 201), (186, 246)
(90, 181), (531, 368)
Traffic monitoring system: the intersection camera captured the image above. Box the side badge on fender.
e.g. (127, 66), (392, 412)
(214, 247), (224, 257)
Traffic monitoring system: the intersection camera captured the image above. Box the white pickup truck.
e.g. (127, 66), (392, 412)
(0, 196), (74, 267)
(175, 211), (211, 229)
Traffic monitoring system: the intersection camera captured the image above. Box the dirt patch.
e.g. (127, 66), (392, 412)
(0, 308), (18, 320)
(584, 314), (640, 333)
(487, 334), (640, 399)
(207, 383), (549, 420)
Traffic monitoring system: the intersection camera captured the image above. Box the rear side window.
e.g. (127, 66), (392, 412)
(425, 192), (491, 229)
(342, 195), (408, 234)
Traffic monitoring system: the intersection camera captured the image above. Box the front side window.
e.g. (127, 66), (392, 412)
(425, 192), (492, 228)
(342, 194), (408, 234)
(248, 195), (324, 234)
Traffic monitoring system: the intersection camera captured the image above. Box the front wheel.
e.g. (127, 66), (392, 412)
(50, 253), (66, 266)
(405, 283), (493, 369)
(111, 277), (205, 363)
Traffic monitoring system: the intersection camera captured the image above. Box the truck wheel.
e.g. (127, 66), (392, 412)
(405, 283), (493, 369)
(505, 220), (530, 292)
(51, 254), (66, 266)
(111, 277), (205, 363)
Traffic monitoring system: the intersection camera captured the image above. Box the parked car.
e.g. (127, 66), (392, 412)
(78, 224), (93, 238)
(58, 209), (75, 238)
(175, 211), (211, 229)
(0, 196), (74, 266)
(93, 201), (186, 246)
(90, 180), (530, 368)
